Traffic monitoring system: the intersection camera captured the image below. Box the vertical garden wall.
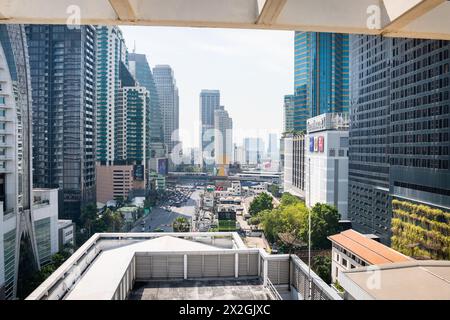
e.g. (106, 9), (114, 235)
(391, 199), (450, 260)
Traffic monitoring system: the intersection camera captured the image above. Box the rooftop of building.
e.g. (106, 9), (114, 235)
(328, 229), (412, 265)
(129, 279), (271, 300)
(65, 236), (224, 300)
(340, 260), (450, 300)
(57, 220), (73, 229)
(26, 232), (340, 301)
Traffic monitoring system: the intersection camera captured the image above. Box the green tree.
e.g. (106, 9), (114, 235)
(280, 192), (301, 207)
(302, 203), (340, 249)
(268, 184), (281, 198)
(249, 192), (273, 216)
(311, 255), (332, 284)
(173, 217), (190, 232)
(260, 203), (309, 245)
(80, 203), (98, 236)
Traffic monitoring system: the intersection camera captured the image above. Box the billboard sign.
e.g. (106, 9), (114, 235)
(314, 136), (318, 152)
(309, 137), (314, 152)
(157, 158), (168, 175)
(134, 164), (144, 181)
(318, 136), (324, 152)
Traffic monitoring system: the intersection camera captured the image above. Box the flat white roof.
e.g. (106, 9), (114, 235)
(65, 236), (223, 300)
(340, 260), (450, 300)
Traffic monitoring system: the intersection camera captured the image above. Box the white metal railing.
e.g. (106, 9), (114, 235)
(265, 278), (282, 300)
(26, 232), (342, 300)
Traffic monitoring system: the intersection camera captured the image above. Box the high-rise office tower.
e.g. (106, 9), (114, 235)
(348, 35), (391, 244)
(214, 107), (233, 176)
(153, 65), (179, 156)
(199, 90), (221, 167)
(283, 94), (295, 132)
(267, 133), (279, 161)
(128, 52), (166, 172)
(1, 26), (63, 300)
(349, 35), (450, 250)
(244, 138), (265, 165)
(26, 25), (97, 221)
(96, 26), (127, 165)
(0, 24), (35, 300)
(283, 32), (350, 202)
(115, 62), (149, 167)
(294, 32), (349, 130)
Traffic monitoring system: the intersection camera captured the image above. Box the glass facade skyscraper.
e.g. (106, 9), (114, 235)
(294, 32), (349, 130)
(199, 89), (221, 167)
(0, 24), (37, 300)
(348, 35), (450, 246)
(153, 65), (179, 156)
(128, 52), (166, 169)
(26, 25), (97, 221)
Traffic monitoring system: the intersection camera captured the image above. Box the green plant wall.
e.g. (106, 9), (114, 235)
(391, 199), (450, 260)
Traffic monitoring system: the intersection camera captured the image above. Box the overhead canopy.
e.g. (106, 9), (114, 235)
(0, 0), (449, 40)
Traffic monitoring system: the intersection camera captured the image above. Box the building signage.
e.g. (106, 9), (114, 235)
(157, 158), (168, 175)
(318, 136), (324, 152)
(308, 135), (325, 153)
(134, 164), (144, 181)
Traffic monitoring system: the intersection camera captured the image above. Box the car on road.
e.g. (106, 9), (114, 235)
(154, 228), (164, 232)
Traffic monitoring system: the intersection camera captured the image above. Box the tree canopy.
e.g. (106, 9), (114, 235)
(173, 216), (190, 232)
(248, 192), (273, 216)
(250, 198), (340, 250)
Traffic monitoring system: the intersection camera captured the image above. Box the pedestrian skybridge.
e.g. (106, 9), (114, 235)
(26, 232), (340, 300)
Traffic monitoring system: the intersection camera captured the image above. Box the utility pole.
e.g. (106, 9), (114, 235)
(308, 156), (312, 300)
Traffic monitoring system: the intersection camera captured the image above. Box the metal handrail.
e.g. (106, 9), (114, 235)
(265, 278), (283, 300)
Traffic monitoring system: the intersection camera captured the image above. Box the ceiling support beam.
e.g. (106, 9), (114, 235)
(381, 0), (445, 35)
(108, 0), (137, 22)
(256, 0), (287, 25)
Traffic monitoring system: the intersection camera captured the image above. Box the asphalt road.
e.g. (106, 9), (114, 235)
(130, 189), (202, 232)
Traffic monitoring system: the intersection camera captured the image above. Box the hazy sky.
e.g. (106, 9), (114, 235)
(121, 26), (294, 149)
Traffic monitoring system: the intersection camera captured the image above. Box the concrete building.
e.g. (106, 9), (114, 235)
(304, 113), (349, 219)
(148, 172), (166, 191)
(283, 134), (305, 199)
(96, 164), (134, 203)
(128, 52), (167, 173)
(214, 106), (233, 176)
(26, 232), (340, 301)
(153, 65), (179, 157)
(1, 25), (41, 299)
(199, 89), (221, 168)
(243, 137), (265, 165)
(328, 229), (411, 284)
(229, 181), (242, 196)
(96, 26), (127, 165)
(57, 220), (75, 250)
(267, 133), (279, 161)
(115, 61), (149, 178)
(283, 95), (295, 133)
(233, 144), (245, 165)
(339, 260), (450, 300)
(26, 24), (97, 221)
(32, 189), (60, 266)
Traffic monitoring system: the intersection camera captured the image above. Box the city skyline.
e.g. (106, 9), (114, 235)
(121, 26), (292, 149)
